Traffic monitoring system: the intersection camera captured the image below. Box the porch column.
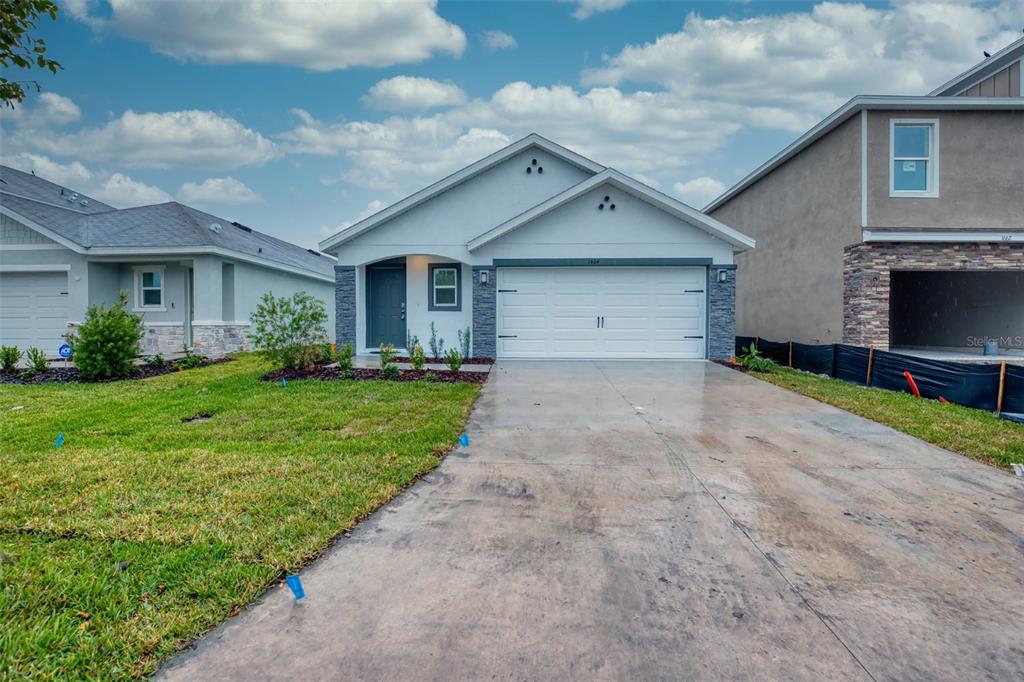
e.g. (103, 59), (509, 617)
(472, 266), (495, 358)
(707, 266), (736, 361)
(335, 265), (356, 347)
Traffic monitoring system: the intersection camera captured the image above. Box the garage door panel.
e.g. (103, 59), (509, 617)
(0, 271), (70, 355)
(496, 267), (706, 359)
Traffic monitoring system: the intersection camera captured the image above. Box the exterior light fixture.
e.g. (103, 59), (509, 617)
(480, 270), (489, 284)
(718, 270), (728, 282)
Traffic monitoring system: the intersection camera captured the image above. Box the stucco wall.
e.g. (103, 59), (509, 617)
(233, 260), (335, 340)
(710, 115), (862, 344)
(866, 110), (1024, 229)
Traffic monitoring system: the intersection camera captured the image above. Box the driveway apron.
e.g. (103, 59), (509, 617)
(160, 361), (1024, 681)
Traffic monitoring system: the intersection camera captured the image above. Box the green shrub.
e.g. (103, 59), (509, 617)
(458, 326), (471, 359)
(147, 354), (166, 369)
(735, 343), (777, 373)
(445, 347), (463, 373)
(249, 291), (329, 370)
(71, 292), (144, 381)
(428, 322), (444, 359)
(406, 331), (419, 353)
(409, 344), (426, 371)
(381, 364), (401, 380)
(315, 343), (334, 364)
(174, 348), (203, 370)
(0, 345), (21, 373)
(378, 343), (400, 379)
(335, 342), (354, 371)
(23, 347), (49, 376)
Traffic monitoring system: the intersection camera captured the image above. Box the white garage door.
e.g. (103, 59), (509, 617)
(496, 267), (706, 359)
(0, 271), (70, 355)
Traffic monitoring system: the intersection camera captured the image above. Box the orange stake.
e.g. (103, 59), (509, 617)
(903, 371), (921, 398)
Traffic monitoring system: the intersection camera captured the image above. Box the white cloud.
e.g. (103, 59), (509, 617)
(571, 0), (631, 21)
(481, 30), (517, 50)
(97, 172), (173, 206)
(25, 109), (279, 169)
(584, 1), (1024, 119)
(71, 0), (466, 71)
(1, 92), (81, 127)
(5, 153), (171, 207)
(672, 177), (726, 208)
(178, 177), (264, 206)
(321, 199), (390, 238)
(362, 76), (468, 111)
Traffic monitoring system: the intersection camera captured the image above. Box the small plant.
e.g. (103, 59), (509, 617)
(250, 291), (329, 370)
(175, 347), (204, 370)
(735, 343), (777, 373)
(458, 326), (471, 359)
(0, 345), (21, 373)
(23, 347), (49, 376)
(428, 322), (440, 359)
(147, 354), (166, 369)
(340, 368), (356, 380)
(378, 343), (395, 369)
(335, 342), (353, 371)
(445, 347), (463, 373)
(316, 343), (335, 364)
(381, 364), (401, 380)
(410, 343), (426, 371)
(71, 292), (144, 381)
(406, 331), (419, 353)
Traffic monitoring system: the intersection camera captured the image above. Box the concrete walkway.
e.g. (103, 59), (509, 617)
(160, 361), (1024, 681)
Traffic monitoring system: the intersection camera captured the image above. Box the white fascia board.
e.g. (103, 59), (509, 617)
(0, 205), (85, 253)
(863, 229), (1024, 243)
(927, 36), (1024, 96)
(467, 169), (756, 252)
(705, 95), (1024, 213)
(0, 264), (72, 272)
(85, 246), (334, 282)
(318, 133), (605, 253)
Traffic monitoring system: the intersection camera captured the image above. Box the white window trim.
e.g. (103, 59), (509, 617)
(133, 265), (166, 312)
(431, 266), (458, 308)
(889, 118), (939, 198)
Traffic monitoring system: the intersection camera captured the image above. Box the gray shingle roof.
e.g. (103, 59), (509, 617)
(0, 165), (334, 279)
(0, 165), (112, 213)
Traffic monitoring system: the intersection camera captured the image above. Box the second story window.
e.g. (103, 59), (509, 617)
(890, 120), (938, 197)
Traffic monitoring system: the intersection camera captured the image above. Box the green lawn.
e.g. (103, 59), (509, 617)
(751, 367), (1023, 470)
(0, 355), (481, 679)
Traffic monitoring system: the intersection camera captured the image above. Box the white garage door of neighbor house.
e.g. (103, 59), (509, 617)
(0, 271), (70, 355)
(496, 266), (706, 359)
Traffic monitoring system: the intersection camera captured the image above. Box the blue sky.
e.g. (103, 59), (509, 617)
(1, 0), (1020, 249)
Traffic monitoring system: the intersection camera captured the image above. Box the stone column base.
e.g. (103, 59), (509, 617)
(191, 324), (251, 358)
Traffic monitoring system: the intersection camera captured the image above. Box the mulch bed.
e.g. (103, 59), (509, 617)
(393, 356), (495, 365)
(0, 357), (231, 385)
(261, 365), (489, 384)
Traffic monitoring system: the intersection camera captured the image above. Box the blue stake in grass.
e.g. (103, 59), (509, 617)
(55, 432), (64, 448)
(459, 433), (469, 447)
(281, 378), (288, 387)
(285, 574), (305, 600)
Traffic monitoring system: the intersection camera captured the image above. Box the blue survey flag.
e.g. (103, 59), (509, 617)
(281, 378), (287, 386)
(55, 432), (64, 448)
(285, 575), (305, 600)
(459, 433), (469, 447)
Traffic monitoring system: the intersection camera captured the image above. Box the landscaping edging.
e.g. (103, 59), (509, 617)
(261, 365), (489, 384)
(0, 357), (231, 385)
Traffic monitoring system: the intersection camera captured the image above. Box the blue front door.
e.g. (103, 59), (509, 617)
(367, 262), (406, 348)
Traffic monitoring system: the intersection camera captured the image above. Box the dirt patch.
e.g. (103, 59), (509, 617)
(182, 412), (213, 424)
(0, 357), (232, 385)
(261, 365), (489, 384)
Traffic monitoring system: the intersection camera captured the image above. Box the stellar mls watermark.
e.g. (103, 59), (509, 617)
(966, 335), (1024, 348)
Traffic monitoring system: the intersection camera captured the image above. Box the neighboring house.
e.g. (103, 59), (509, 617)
(0, 166), (335, 357)
(319, 134), (754, 360)
(707, 37), (1023, 355)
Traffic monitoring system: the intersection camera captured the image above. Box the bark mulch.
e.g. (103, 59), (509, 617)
(261, 365), (489, 384)
(0, 357), (231, 385)
(393, 356), (495, 365)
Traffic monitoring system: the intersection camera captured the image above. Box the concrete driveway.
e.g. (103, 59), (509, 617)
(161, 361), (1024, 681)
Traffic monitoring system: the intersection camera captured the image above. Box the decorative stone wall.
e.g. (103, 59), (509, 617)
(472, 266), (496, 358)
(335, 265), (357, 347)
(191, 324), (250, 357)
(843, 242), (1024, 349)
(707, 267), (737, 361)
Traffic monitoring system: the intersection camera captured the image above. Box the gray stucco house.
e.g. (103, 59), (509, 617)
(707, 37), (1023, 356)
(319, 135), (754, 361)
(0, 165), (335, 357)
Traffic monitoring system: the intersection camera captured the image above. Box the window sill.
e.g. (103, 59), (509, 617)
(133, 307), (167, 313)
(889, 191), (939, 199)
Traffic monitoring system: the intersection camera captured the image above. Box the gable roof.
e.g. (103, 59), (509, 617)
(0, 165), (334, 281)
(929, 36), (1024, 96)
(318, 133), (605, 252)
(704, 95), (1024, 213)
(467, 169), (755, 252)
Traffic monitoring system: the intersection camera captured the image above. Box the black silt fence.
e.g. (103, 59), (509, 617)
(744, 336), (1024, 416)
